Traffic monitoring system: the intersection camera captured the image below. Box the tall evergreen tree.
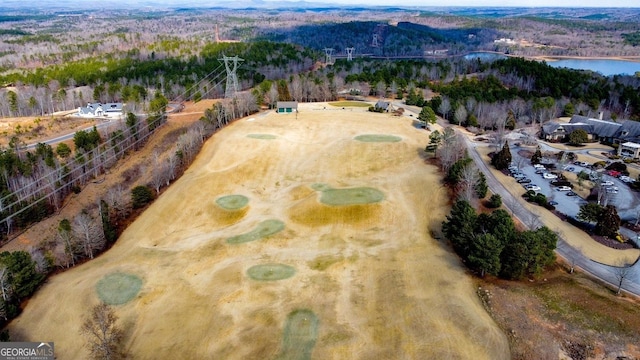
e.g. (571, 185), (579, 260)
(475, 172), (488, 198)
(531, 146), (542, 165)
(491, 141), (512, 170)
(595, 205), (620, 238)
(442, 200), (477, 258)
(467, 233), (503, 277)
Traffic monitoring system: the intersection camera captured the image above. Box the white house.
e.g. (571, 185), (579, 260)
(77, 102), (123, 118)
(618, 142), (640, 159)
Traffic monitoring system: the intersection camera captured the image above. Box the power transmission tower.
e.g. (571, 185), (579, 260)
(323, 48), (334, 65)
(219, 55), (243, 98)
(345, 47), (355, 61)
(372, 34), (379, 47)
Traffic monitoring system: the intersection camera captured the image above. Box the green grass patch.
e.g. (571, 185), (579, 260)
(310, 183), (331, 191)
(227, 219), (285, 244)
(216, 194), (249, 210)
(320, 187), (384, 206)
(276, 309), (319, 360)
(308, 255), (343, 271)
(328, 101), (371, 108)
(247, 263), (296, 281)
(247, 134), (277, 140)
(96, 272), (143, 305)
(531, 278), (640, 336)
(354, 134), (402, 143)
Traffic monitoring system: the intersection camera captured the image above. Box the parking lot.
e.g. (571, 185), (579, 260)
(509, 145), (640, 223)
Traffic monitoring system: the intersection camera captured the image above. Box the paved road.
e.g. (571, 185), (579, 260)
(462, 132), (640, 296)
(22, 116), (124, 150)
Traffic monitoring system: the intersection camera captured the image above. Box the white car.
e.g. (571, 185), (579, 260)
(556, 186), (571, 191)
(543, 173), (558, 179)
(601, 181), (614, 186)
(619, 176), (633, 183)
(533, 164), (545, 169)
(525, 184), (541, 191)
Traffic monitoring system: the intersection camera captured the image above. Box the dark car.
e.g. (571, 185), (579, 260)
(517, 178), (532, 184)
(566, 191), (577, 196)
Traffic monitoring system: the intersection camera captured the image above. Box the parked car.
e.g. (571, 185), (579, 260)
(517, 178), (532, 184)
(565, 166), (575, 172)
(525, 184), (541, 191)
(619, 176), (634, 183)
(549, 200), (558, 206)
(533, 164), (545, 169)
(535, 169), (545, 174)
(606, 187), (619, 194)
(601, 181), (614, 186)
(513, 173), (526, 179)
(543, 173), (558, 179)
(566, 191), (577, 196)
(556, 186), (571, 191)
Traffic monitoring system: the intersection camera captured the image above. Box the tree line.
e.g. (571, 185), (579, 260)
(0, 94), (256, 330)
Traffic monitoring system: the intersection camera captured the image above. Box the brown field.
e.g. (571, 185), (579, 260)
(8, 103), (509, 359)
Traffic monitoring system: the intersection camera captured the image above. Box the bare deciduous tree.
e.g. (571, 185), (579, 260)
(437, 128), (466, 172)
(612, 262), (636, 295)
(81, 303), (125, 360)
(438, 97), (451, 120)
(73, 212), (105, 260)
(459, 163), (479, 202)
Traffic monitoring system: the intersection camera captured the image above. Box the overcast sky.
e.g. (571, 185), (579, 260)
(2, 0), (638, 9)
(305, 0), (639, 6)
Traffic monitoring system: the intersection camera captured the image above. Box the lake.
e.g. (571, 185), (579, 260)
(547, 59), (640, 76)
(463, 52), (640, 76)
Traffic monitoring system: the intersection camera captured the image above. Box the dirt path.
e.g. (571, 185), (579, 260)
(8, 103), (509, 359)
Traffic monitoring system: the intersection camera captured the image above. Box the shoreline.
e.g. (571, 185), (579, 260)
(527, 55), (640, 63)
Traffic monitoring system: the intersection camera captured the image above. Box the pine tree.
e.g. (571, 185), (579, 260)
(595, 205), (620, 238)
(531, 146), (542, 165)
(491, 141), (512, 170)
(467, 233), (503, 277)
(442, 200), (477, 258)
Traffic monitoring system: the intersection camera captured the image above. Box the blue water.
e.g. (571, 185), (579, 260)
(547, 59), (640, 76)
(463, 52), (640, 76)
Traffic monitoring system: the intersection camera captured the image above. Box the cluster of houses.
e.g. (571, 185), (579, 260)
(77, 102), (124, 118)
(541, 115), (640, 160)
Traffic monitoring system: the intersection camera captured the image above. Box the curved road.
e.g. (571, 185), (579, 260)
(464, 135), (640, 296)
(391, 100), (640, 296)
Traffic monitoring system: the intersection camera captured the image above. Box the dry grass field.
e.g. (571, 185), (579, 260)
(8, 103), (509, 359)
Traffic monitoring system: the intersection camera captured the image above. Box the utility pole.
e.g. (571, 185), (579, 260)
(323, 48), (334, 65)
(345, 47), (355, 61)
(219, 55), (243, 98)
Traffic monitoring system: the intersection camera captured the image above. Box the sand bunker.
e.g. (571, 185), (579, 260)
(8, 104), (509, 359)
(95, 273), (143, 305)
(247, 263), (296, 281)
